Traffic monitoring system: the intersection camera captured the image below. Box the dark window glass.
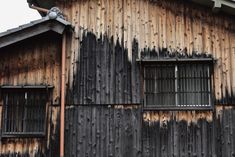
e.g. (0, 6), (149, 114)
(144, 62), (212, 108)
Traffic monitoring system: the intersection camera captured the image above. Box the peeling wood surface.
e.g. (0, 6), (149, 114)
(0, 139), (45, 157)
(143, 111), (213, 125)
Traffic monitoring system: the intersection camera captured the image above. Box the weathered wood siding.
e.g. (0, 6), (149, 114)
(0, 32), (62, 156)
(57, 0), (235, 156)
(1, 0), (235, 156)
(65, 105), (142, 157)
(66, 32), (140, 104)
(215, 106), (235, 157)
(142, 107), (235, 157)
(142, 111), (214, 157)
(57, 0), (235, 104)
(64, 106), (235, 157)
(0, 32), (61, 103)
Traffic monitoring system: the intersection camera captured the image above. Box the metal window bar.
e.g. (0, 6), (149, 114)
(144, 63), (211, 107)
(175, 65), (178, 106)
(3, 93), (8, 132)
(177, 63), (211, 107)
(208, 66), (211, 106)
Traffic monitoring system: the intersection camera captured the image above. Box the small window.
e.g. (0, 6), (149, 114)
(143, 61), (212, 109)
(1, 87), (49, 137)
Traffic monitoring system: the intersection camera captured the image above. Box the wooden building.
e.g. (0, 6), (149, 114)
(0, 0), (235, 156)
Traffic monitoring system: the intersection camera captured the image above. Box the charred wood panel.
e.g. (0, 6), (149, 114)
(64, 105), (235, 157)
(215, 106), (235, 157)
(64, 105), (142, 157)
(69, 32), (140, 104)
(142, 107), (235, 157)
(143, 117), (213, 157)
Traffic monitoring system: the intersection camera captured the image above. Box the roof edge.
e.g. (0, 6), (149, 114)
(0, 16), (71, 49)
(189, 0), (235, 15)
(29, 0), (235, 16)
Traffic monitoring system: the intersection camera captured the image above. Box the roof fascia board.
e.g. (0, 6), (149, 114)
(215, 0), (235, 8)
(212, 0), (235, 13)
(189, 0), (235, 15)
(49, 21), (67, 34)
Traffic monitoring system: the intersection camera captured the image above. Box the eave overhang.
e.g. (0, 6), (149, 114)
(0, 16), (71, 49)
(189, 0), (235, 15)
(27, 0), (235, 16)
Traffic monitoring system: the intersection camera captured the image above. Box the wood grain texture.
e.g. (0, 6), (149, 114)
(65, 104), (142, 157)
(0, 32), (62, 156)
(1, 0), (235, 156)
(67, 32), (140, 104)
(59, 0), (235, 104)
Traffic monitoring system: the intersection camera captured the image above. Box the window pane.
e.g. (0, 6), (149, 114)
(2, 89), (48, 135)
(178, 63), (210, 106)
(25, 91), (47, 133)
(144, 64), (175, 106)
(144, 62), (211, 108)
(3, 91), (25, 133)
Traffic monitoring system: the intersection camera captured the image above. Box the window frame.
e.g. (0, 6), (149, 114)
(141, 58), (214, 110)
(0, 85), (53, 138)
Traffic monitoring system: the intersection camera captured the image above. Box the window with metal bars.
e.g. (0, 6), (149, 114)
(1, 88), (48, 137)
(144, 61), (212, 109)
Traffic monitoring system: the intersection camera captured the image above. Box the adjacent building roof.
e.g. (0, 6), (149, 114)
(0, 15), (71, 49)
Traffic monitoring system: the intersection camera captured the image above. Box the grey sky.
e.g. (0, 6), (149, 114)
(0, 0), (41, 32)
